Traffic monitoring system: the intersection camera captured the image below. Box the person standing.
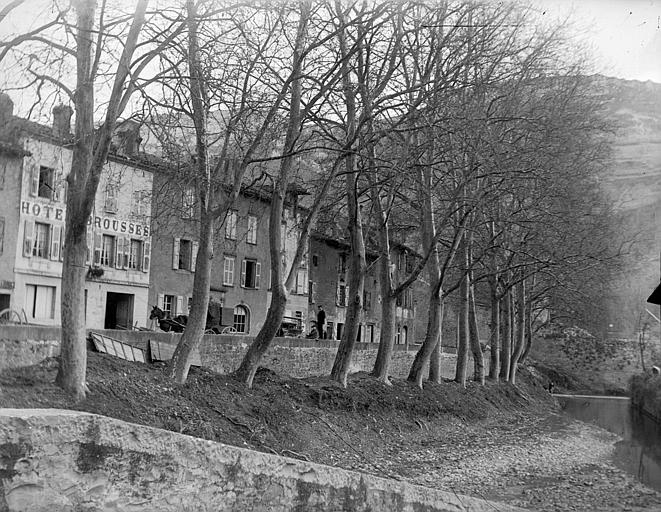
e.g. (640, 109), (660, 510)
(316, 305), (326, 339)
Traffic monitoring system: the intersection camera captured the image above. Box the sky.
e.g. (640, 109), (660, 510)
(532, 0), (661, 83)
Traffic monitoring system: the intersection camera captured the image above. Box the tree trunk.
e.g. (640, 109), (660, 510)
(429, 342), (442, 383)
(488, 278), (500, 380)
(499, 288), (512, 382)
(409, 289), (443, 388)
(233, 2), (309, 387)
(454, 243), (469, 386)
(408, 146), (442, 388)
(55, 0), (96, 401)
(372, 292), (397, 383)
(168, 214), (213, 383)
(468, 282), (485, 384)
(330, 10), (365, 386)
(520, 290), (533, 363)
(509, 279), (526, 384)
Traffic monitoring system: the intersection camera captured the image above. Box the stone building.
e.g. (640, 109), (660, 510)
(0, 95), (154, 328)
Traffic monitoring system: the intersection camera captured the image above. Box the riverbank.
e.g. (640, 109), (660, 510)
(2, 353), (660, 511)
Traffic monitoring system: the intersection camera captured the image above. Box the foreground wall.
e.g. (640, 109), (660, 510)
(0, 409), (522, 512)
(0, 325), (460, 379)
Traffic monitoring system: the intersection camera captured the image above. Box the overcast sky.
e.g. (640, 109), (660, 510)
(533, 0), (661, 83)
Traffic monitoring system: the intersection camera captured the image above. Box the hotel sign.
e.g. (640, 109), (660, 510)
(21, 200), (150, 237)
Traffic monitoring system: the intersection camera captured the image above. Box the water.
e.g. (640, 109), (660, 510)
(557, 394), (661, 491)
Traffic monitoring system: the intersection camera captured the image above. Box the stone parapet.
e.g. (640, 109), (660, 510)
(0, 408), (523, 512)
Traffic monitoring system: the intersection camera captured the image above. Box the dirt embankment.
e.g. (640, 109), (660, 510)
(1, 352), (660, 511)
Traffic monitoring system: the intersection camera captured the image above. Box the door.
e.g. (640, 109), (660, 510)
(105, 292), (134, 329)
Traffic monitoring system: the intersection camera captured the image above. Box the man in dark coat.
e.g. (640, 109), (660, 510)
(316, 305), (326, 339)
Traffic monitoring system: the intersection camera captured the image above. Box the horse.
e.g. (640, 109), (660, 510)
(149, 305), (221, 334)
(149, 305), (188, 333)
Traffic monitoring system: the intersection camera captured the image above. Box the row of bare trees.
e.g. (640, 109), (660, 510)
(1, 0), (625, 399)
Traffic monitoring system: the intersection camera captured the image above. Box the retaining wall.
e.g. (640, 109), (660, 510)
(0, 409), (522, 512)
(0, 325), (459, 379)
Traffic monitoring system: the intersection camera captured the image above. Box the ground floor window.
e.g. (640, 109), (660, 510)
(25, 284), (56, 320)
(233, 305), (249, 333)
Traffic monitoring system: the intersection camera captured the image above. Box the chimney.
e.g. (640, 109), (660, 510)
(116, 120), (142, 156)
(0, 93), (14, 127)
(52, 104), (73, 138)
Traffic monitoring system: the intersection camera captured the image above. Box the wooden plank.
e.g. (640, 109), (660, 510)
(148, 339), (201, 366)
(132, 346), (145, 363)
(90, 333), (107, 354)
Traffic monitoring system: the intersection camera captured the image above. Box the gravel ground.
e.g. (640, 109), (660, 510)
(397, 413), (661, 512)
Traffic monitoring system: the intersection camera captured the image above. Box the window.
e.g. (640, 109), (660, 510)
(308, 281), (315, 304)
(25, 284), (56, 320)
(32, 222), (50, 259)
(179, 239), (192, 270)
(132, 190), (149, 218)
(182, 186), (195, 219)
(405, 254), (414, 273)
(338, 253), (347, 274)
(336, 281), (347, 307)
(38, 166), (55, 199)
(247, 215), (257, 244)
(396, 325), (402, 344)
(0, 216), (4, 255)
(128, 239), (143, 270)
(312, 254), (318, 267)
(162, 294), (175, 317)
(172, 238), (198, 271)
(104, 183), (119, 213)
(366, 324), (375, 344)
(295, 268), (307, 295)
(241, 259), (261, 289)
(225, 210), (237, 240)
(233, 305), (249, 333)
(223, 256), (235, 285)
(363, 290), (372, 311)
(100, 234), (115, 266)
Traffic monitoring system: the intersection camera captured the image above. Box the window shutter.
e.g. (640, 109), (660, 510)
(172, 237), (180, 269)
(142, 239), (151, 273)
(85, 227), (93, 265)
(158, 293), (165, 309)
(93, 233), (102, 265)
(54, 170), (64, 202)
(240, 259), (247, 287)
(23, 219), (34, 257)
(115, 236), (123, 269)
(176, 296), (184, 316)
(255, 262), (261, 289)
(50, 225), (62, 261)
(29, 166), (38, 196)
(191, 241), (199, 271)
(335, 282), (340, 306)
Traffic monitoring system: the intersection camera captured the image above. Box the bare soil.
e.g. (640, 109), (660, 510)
(2, 352), (660, 511)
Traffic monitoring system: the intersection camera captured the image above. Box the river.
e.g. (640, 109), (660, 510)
(556, 394), (661, 492)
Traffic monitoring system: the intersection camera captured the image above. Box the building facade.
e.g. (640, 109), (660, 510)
(0, 96), (153, 328)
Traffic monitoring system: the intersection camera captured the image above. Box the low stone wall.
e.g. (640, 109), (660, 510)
(0, 325), (459, 380)
(0, 409), (522, 512)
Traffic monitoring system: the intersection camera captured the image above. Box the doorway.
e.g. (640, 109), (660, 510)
(105, 292), (134, 329)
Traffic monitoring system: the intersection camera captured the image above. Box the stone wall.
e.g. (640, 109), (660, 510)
(0, 409), (522, 512)
(0, 325), (460, 379)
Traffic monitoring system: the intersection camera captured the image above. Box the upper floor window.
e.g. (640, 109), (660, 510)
(132, 190), (149, 218)
(336, 281), (347, 307)
(38, 166), (55, 199)
(104, 183), (119, 213)
(225, 210), (237, 240)
(247, 215), (257, 244)
(241, 259), (261, 289)
(223, 256), (235, 286)
(33, 222), (50, 259)
(182, 186), (195, 219)
(173, 237), (198, 271)
(128, 239), (143, 270)
(338, 253), (347, 274)
(295, 268), (307, 295)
